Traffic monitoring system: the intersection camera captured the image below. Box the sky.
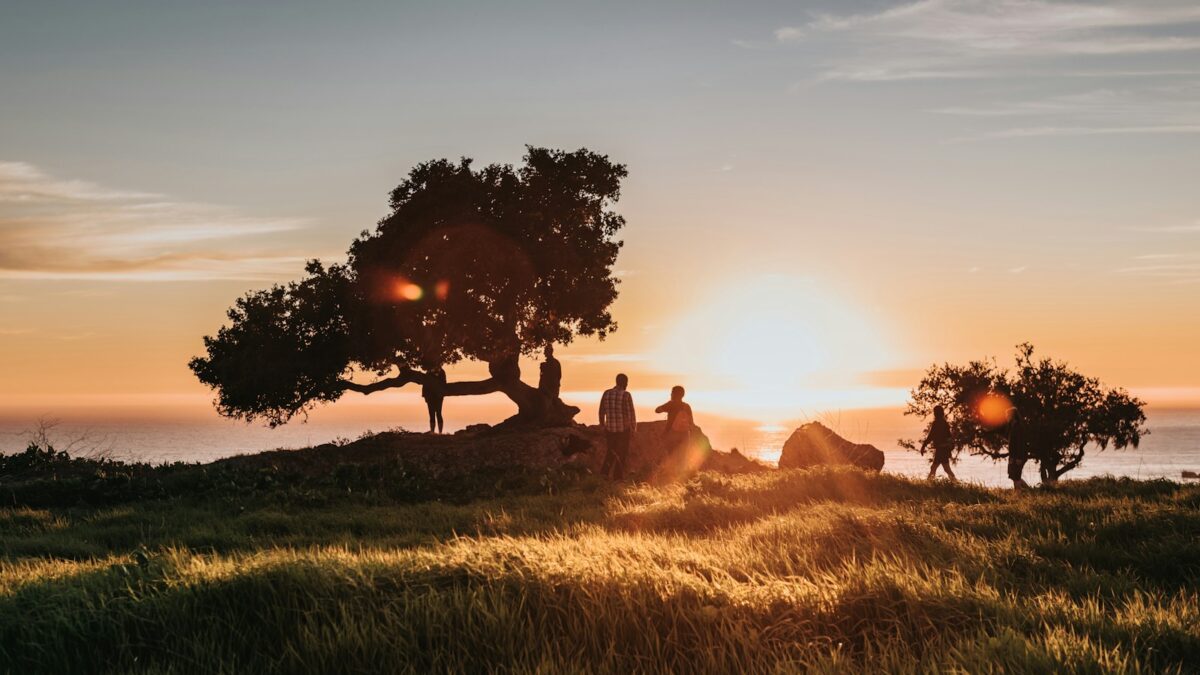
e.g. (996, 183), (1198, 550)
(2, 0), (1199, 428)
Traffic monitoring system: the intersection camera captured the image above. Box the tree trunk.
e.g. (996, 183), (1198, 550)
(480, 356), (580, 428)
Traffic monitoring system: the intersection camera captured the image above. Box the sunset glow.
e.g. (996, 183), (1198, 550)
(0, 0), (1197, 438)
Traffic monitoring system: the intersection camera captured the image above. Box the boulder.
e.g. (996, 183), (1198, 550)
(778, 422), (885, 472)
(581, 421), (769, 481)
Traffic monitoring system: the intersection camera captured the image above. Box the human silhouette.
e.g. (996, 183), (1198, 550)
(1006, 408), (1030, 489)
(538, 344), (562, 400)
(655, 385), (694, 442)
(598, 373), (636, 480)
(919, 405), (957, 481)
(422, 367), (446, 433)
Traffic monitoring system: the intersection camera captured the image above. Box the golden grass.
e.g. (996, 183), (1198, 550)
(1, 469), (1197, 673)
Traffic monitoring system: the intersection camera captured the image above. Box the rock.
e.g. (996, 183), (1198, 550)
(580, 421), (769, 481)
(702, 447), (771, 475)
(778, 422), (885, 472)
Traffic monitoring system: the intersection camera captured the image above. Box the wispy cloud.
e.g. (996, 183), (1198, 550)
(780, 0), (1200, 81)
(760, 2), (1200, 140)
(934, 84), (1200, 139)
(1117, 262), (1200, 282)
(0, 162), (317, 281)
(952, 123), (1200, 141)
(1118, 248), (1200, 282)
(1135, 221), (1200, 233)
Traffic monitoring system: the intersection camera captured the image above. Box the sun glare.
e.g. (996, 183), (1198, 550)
(655, 275), (901, 418)
(976, 392), (1013, 428)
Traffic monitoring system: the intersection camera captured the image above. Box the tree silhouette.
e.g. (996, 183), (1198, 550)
(190, 147), (627, 427)
(901, 344), (1146, 482)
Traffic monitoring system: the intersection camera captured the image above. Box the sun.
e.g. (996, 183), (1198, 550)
(654, 275), (900, 417)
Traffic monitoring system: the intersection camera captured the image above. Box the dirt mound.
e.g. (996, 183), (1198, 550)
(778, 422), (885, 472)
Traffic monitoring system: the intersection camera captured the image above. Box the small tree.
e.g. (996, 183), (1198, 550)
(190, 147), (627, 427)
(901, 344), (1147, 482)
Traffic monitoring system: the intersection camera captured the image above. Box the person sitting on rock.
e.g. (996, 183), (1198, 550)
(652, 386), (698, 480)
(918, 405), (957, 481)
(422, 367), (447, 434)
(538, 344), (562, 400)
(655, 385), (694, 442)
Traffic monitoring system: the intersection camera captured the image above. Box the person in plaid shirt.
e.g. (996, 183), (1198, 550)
(598, 373), (637, 480)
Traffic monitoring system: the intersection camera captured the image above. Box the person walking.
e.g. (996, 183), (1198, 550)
(598, 373), (637, 480)
(538, 344), (562, 400)
(919, 405), (957, 481)
(422, 367), (446, 434)
(1006, 408), (1030, 489)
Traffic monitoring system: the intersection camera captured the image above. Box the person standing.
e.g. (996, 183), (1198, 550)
(538, 344), (562, 400)
(598, 373), (637, 480)
(1006, 408), (1030, 489)
(919, 405), (957, 481)
(422, 367), (446, 434)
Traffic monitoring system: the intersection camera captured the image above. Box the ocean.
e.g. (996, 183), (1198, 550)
(2, 398), (1197, 487)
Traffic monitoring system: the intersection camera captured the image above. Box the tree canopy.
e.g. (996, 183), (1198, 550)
(901, 344), (1147, 481)
(190, 147), (627, 427)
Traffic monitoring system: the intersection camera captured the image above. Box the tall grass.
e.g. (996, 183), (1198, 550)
(1, 469), (1197, 673)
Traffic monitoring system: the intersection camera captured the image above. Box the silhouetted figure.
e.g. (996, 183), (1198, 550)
(538, 344), (562, 400)
(655, 385), (694, 443)
(919, 405), (957, 481)
(422, 367), (446, 433)
(1007, 408), (1030, 489)
(598, 373), (636, 480)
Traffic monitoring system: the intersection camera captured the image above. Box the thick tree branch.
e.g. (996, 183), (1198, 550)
(338, 368), (503, 398)
(443, 379), (502, 396)
(338, 368), (425, 394)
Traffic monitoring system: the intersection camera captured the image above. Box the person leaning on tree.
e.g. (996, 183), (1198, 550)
(598, 373), (637, 480)
(538, 344), (562, 400)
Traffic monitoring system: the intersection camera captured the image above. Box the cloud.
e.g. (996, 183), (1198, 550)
(787, 0), (1200, 82)
(0, 162), (317, 281)
(1117, 250), (1200, 282)
(951, 123), (1200, 141)
(1132, 221), (1200, 233)
(933, 84), (1200, 139)
(1143, 223), (1200, 233)
(1117, 263), (1200, 279)
(774, 26), (803, 42)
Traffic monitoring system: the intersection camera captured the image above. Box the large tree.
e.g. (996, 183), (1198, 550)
(900, 344), (1147, 482)
(190, 147), (627, 427)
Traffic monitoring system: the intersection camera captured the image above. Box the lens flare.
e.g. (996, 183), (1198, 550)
(394, 280), (423, 301)
(976, 392), (1013, 428)
(434, 280), (450, 301)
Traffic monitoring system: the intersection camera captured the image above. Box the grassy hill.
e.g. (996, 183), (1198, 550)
(1, 447), (1198, 673)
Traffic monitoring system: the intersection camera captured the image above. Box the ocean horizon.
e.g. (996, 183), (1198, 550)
(3, 401), (1197, 488)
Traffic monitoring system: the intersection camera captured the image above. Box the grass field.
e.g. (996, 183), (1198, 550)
(1, 459), (1198, 673)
